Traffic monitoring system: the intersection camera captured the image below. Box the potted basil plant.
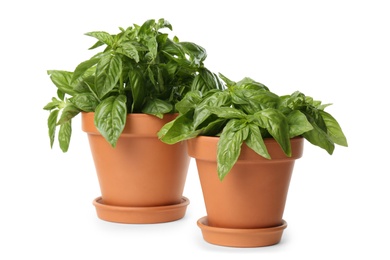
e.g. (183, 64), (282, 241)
(158, 73), (348, 247)
(43, 18), (223, 224)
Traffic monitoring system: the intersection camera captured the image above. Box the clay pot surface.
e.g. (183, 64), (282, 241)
(82, 112), (190, 223)
(187, 136), (304, 247)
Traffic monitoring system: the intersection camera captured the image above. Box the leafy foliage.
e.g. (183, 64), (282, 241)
(158, 74), (348, 180)
(44, 18), (223, 150)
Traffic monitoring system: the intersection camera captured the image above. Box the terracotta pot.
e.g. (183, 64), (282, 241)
(82, 112), (190, 224)
(187, 136), (304, 247)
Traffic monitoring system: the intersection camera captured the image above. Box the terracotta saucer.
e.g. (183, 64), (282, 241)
(93, 196), (190, 224)
(197, 216), (287, 247)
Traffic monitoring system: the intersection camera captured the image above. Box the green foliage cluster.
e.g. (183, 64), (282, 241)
(158, 74), (348, 180)
(44, 18), (222, 151)
(44, 18), (347, 181)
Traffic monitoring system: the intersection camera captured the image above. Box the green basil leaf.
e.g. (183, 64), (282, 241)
(95, 53), (122, 99)
(43, 97), (63, 111)
(57, 89), (65, 100)
(287, 110), (313, 138)
(139, 19), (156, 35)
(280, 91), (306, 110)
(236, 77), (269, 91)
(158, 112), (201, 144)
(231, 88), (279, 114)
(161, 38), (186, 57)
(48, 109), (59, 148)
(191, 68), (224, 92)
(56, 103), (80, 125)
(217, 119), (248, 180)
(147, 37), (158, 61)
(193, 91), (231, 129)
(58, 120), (71, 152)
(72, 57), (100, 83)
(157, 18), (172, 30)
(147, 67), (157, 88)
(73, 75), (97, 94)
(47, 70), (77, 96)
(218, 73), (236, 87)
(94, 95), (127, 147)
(164, 60), (178, 77)
(320, 110), (348, 147)
(71, 93), (99, 112)
(88, 40), (105, 50)
(303, 123), (335, 155)
(175, 90), (202, 114)
(179, 42), (207, 67)
(245, 123), (270, 159)
(206, 106), (246, 119)
(157, 120), (174, 139)
(116, 42), (140, 62)
(162, 51), (192, 67)
(200, 118), (227, 136)
(303, 107), (327, 132)
(85, 31), (115, 47)
(142, 99), (173, 119)
(128, 67), (146, 112)
(157, 66), (165, 92)
(252, 108), (291, 156)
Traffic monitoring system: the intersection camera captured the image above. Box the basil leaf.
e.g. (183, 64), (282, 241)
(287, 110), (313, 138)
(43, 97), (63, 111)
(161, 38), (186, 58)
(217, 119), (248, 180)
(73, 75), (97, 95)
(157, 18), (172, 30)
(88, 41), (105, 50)
(191, 68), (224, 92)
(231, 88), (279, 114)
(94, 95), (127, 147)
(142, 99), (173, 119)
(85, 31), (115, 47)
(200, 118), (227, 136)
(139, 19), (156, 35)
(206, 106), (246, 119)
(236, 77), (269, 91)
(56, 103), (80, 125)
(58, 121), (71, 152)
(71, 57), (100, 83)
(252, 108), (291, 156)
(147, 37), (158, 61)
(116, 42), (139, 62)
(180, 42), (207, 67)
(158, 112), (201, 144)
(193, 91), (231, 129)
(157, 120), (174, 139)
(245, 123), (270, 159)
(95, 53), (122, 99)
(303, 123), (335, 155)
(320, 110), (348, 147)
(218, 73), (236, 87)
(48, 109), (59, 148)
(162, 51), (192, 67)
(47, 70), (77, 96)
(175, 90), (202, 114)
(128, 67), (146, 112)
(71, 93), (99, 112)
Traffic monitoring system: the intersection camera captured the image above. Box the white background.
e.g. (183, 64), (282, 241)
(1, 0), (389, 259)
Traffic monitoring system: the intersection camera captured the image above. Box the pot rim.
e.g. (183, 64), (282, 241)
(187, 135), (304, 161)
(81, 112), (178, 136)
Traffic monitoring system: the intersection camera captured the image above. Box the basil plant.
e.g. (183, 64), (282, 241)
(158, 74), (348, 180)
(44, 18), (223, 152)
